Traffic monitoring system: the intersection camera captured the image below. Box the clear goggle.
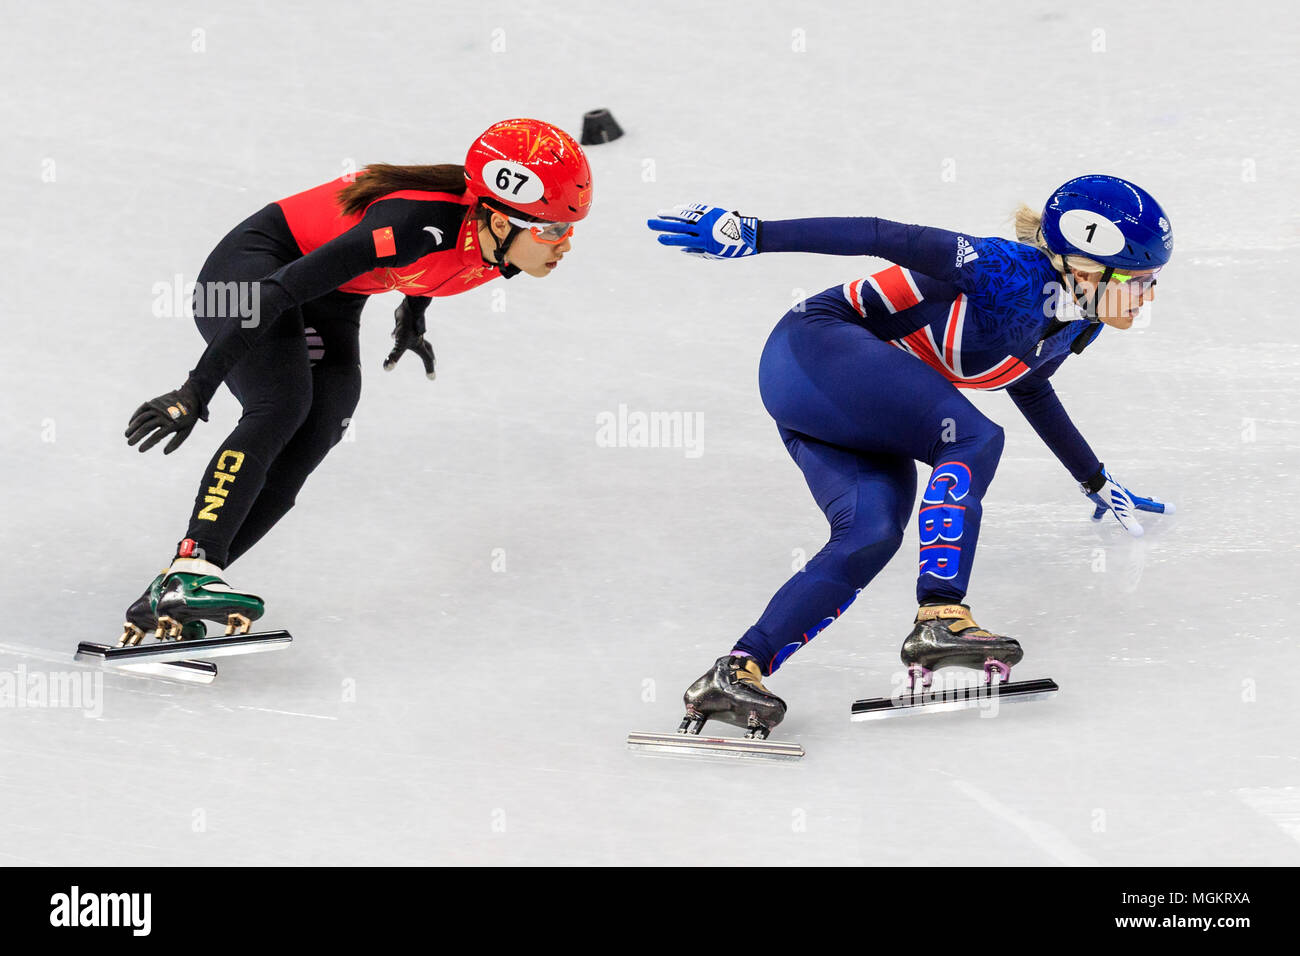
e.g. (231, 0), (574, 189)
(1110, 266), (1162, 293)
(505, 215), (574, 244)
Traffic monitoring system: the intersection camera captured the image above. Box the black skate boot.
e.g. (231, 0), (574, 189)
(121, 572), (206, 645)
(680, 655), (787, 739)
(901, 603), (1023, 690)
(154, 558), (265, 638)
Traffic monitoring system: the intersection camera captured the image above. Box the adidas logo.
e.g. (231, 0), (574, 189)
(955, 236), (979, 267)
(717, 216), (741, 241)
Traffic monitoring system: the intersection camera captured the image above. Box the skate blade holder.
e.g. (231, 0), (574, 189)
(851, 677), (1059, 721)
(626, 731), (804, 761)
(75, 630), (292, 685)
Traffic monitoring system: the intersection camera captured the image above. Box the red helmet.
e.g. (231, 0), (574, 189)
(464, 118), (593, 222)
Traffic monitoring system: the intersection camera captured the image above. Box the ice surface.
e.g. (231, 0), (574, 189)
(0, 0), (1297, 865)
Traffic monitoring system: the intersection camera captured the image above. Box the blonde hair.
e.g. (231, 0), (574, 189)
(1012, 203), (1107, 276)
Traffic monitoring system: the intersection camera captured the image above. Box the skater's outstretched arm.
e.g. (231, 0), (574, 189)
(763, 217), (981, 280)
(648, 203), (1028, 293)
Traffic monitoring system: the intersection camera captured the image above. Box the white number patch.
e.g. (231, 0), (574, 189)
(1058, 208), (1125, 256)
(483, 160), (544, 204)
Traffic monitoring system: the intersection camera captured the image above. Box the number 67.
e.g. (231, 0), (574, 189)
(495, 168), (529, 195)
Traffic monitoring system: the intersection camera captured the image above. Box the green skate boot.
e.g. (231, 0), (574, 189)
(121, 571), (207, 645)
(154, 558), (266, 638)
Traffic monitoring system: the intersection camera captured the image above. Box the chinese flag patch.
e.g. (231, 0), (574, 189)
(372, 226), (396, 258)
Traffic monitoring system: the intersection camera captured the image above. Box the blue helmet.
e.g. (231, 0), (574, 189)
(1041, 175), (1172, 270)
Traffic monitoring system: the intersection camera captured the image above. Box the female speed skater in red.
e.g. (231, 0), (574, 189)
(119, 118), (592, 647)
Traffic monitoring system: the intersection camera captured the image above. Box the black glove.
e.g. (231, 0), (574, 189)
(125, 379), (209, 454)
(382, 300), (436, 379)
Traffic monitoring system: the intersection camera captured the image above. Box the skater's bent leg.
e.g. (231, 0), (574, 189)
(226, 362), (362, 564)
(181, 310), (313, 568)
(225, 296), (364, 565)
(734, 433), (916, 674)
(915, 405), (1004, 605)
(757, 309), (1007, 609)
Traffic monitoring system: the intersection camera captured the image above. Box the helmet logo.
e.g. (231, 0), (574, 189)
(1158, 216), (1170, 234)
(1058, 209), (1126, 256)
(490, 119), (571, 161)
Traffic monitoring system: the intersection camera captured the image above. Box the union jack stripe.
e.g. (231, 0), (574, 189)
(843, 264), (924, 316)
(889, 293), (1031, 390)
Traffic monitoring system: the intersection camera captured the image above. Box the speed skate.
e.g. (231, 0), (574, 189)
(626, 716), (804, 761)
(849, 603), (1059, 719)
(627, 654), (804, 760)
(851, 674), (1059, 720)
(626, 727), (804, 761)
(80, 558), (292, 682)
(75, 624), (292, 684)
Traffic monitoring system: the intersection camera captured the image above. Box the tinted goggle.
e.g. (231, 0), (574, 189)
(505, 215), (574, 244)
(1110, 266), (1162, 293)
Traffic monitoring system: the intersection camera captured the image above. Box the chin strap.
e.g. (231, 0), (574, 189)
(480, 202), (525, 275)
(1060, 254), (1115, 322)
(1059, 253), (1114, 355)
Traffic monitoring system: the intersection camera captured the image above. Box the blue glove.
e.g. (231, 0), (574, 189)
(647, 203), (761, 259)
(1081, 466), (1175, 537)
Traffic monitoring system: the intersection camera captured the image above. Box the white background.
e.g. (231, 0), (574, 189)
(1, 0), (1297, 864)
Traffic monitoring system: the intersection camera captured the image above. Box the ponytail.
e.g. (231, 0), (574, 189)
(1011, 202), (1107, 274)
(337, 163), (468, 216)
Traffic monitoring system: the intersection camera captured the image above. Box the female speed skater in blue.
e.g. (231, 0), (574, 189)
(647, 175), (1175, 738)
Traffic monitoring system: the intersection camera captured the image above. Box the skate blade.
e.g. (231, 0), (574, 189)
(850, 677), (1059, 721)
(78, 630), (291, 666)
(75, 643), (217, 685)
(626, 731), (803, 761)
